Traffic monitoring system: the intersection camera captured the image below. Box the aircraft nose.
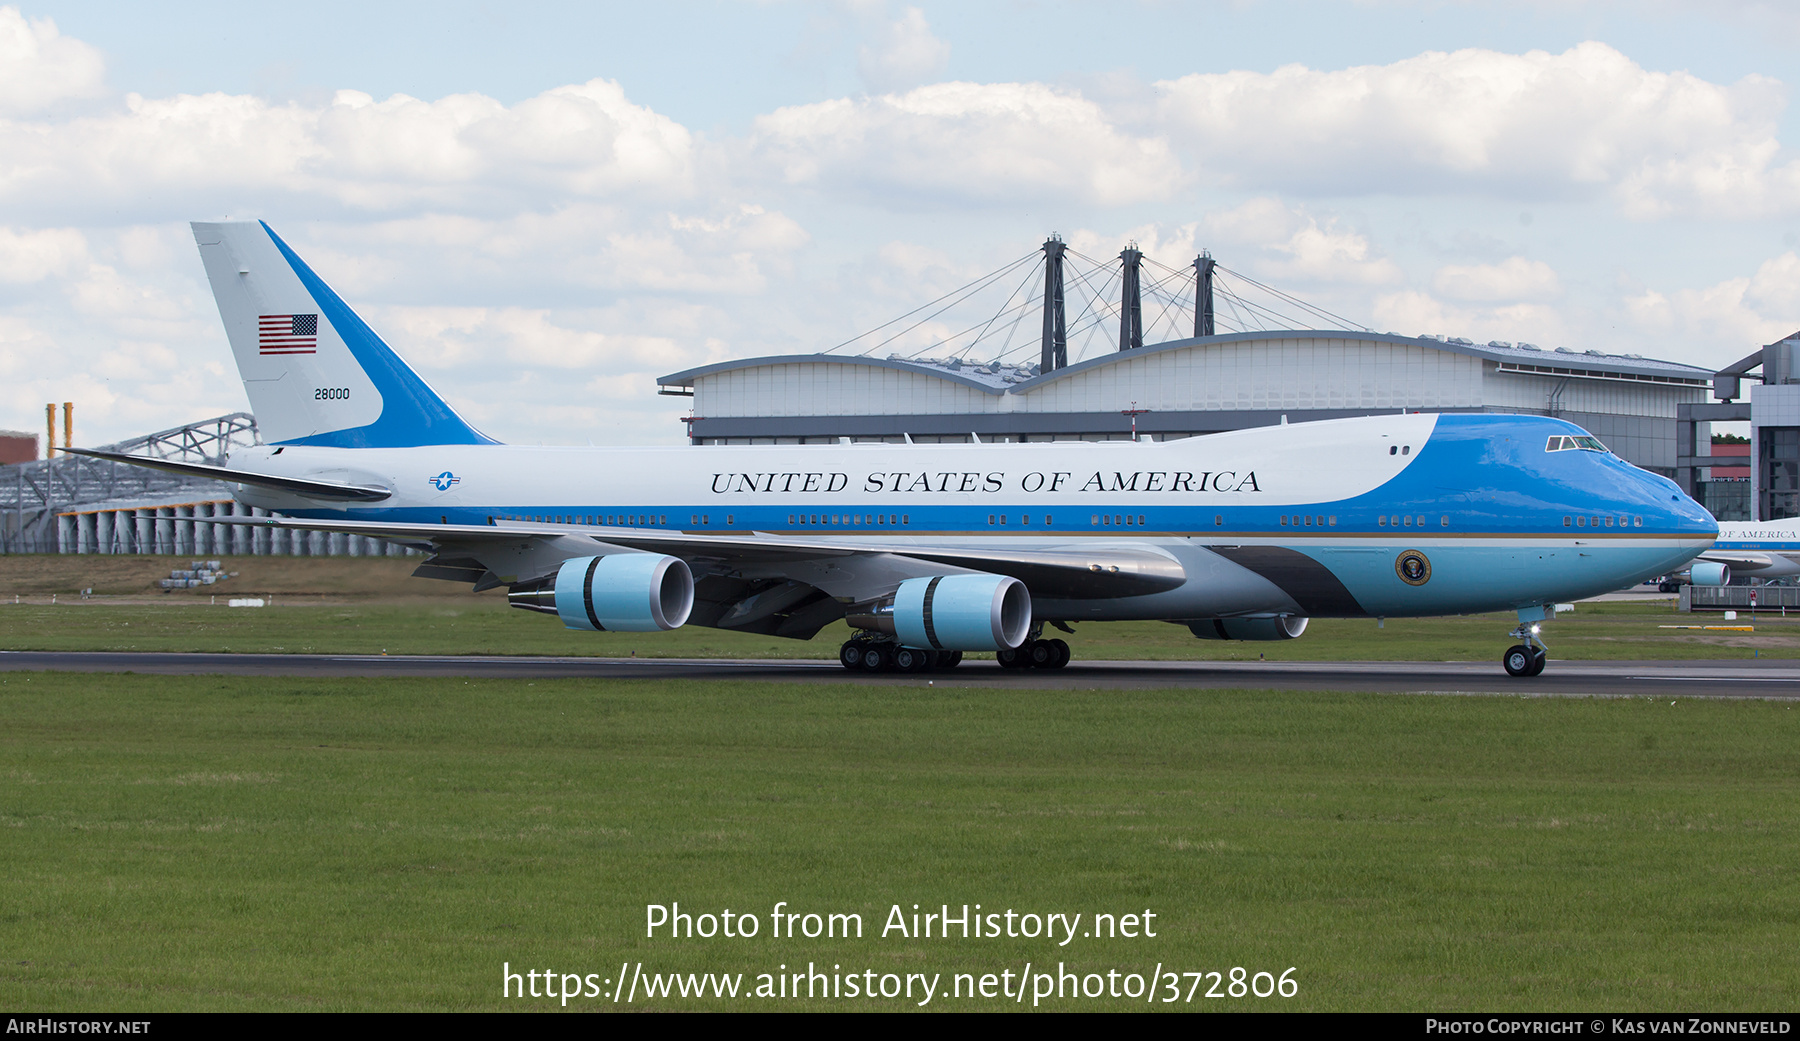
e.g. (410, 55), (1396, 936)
(1648, 472), (1718, 537)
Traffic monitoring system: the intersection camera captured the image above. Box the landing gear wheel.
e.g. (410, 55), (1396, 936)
(1027, 639), (1056, 668)
(996, 646), (1026, 669)
(1503, 644), (1534, 677)
(893, 646), (932, 672)
(1527, 647), (1547, 676)
(840, 641), (864, 670)
(860, 644), (893, 672)
(934, 650), (963, 669)
(1048, 638), (1071, 669)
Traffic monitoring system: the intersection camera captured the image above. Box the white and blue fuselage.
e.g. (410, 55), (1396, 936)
(230, 409), (1716, 622)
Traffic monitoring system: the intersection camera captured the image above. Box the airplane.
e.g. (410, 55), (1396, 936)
(1687, 521), (1800, 584)
(71, 220), (1721, 678)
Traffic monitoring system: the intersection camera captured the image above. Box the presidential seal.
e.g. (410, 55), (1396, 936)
(1395, 549), (1432, 586)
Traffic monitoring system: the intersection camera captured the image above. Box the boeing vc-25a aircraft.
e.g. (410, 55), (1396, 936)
(1691, 521), (1800, 584)
(79, 222), (1721, 677)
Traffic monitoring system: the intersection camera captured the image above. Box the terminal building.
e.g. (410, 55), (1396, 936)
(660, 237), (1715, 487)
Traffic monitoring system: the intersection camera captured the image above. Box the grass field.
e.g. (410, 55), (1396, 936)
(2, 672), (1798, 1011)
(4, 553), (1795, 662)
(2, 599), (1795, 661)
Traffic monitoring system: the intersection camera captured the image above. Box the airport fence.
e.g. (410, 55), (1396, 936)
(1682, 585), (1800, 611)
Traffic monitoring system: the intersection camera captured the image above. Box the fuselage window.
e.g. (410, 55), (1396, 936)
(1389, 446), (1397, 455)
(1378, 516), (1388, 527)
(787, 515), (795, 525)
(1125, 515), (1134, 526)
(1304, 516), (1313, 526)
(1577, 516), (1586, 526)
(1564, 516), (1572, 526)
(1634, 516), (1643, 526)
(902, 515), (909, 525)
(989, 515), (996, 525)
(1402, 445), (1410, 455)
(1138, 515), (1146, 526)
(1215, 515), (1223, 525)
(1605, 516), (1615, 527)
(724, 515), (732, 526)
(1440, 516), (1449, 527)
(1591, 516), (1601, 527)
(1328, 516), (1337, 526)
(1403, 515), (1413, 527)
(1281, 516), (1289, 526)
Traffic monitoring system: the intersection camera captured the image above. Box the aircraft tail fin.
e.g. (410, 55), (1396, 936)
(191, 220), (495, 448)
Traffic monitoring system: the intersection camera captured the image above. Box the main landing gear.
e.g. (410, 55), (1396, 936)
(1502, 620), (1548, 677)
(996, 637), (1071, 670)
(994, 623), (1071, 670)
(839, 634), (963, 673)
(837, 629), (1071, 672)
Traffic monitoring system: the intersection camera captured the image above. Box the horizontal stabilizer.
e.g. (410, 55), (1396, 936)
(63, 448), (393, 503)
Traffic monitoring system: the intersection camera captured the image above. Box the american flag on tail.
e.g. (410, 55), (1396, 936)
(259, 314), (319, 355)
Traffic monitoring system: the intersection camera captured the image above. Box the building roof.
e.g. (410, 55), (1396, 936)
(659, 330), (1714, 395)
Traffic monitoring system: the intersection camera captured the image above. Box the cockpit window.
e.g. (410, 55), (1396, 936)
(1546, 435), (1608, 453)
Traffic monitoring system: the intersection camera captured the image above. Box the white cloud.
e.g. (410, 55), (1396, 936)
(1196, 198), (1402, 286)
(0, 7), (105, 116)
(750, 81), (1185, 207)
(1152, 42), (1800, 218)
(1432, 256), (1563, 302)
(1370, 290), (1571, 347)
(0, 79), (695, 214)
(1622, 251), (1800, 355)
(0, 226), (87, 283)
(858, 7), (951, 94)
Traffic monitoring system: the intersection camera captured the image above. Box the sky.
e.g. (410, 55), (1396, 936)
(1, 0), (1798, 446)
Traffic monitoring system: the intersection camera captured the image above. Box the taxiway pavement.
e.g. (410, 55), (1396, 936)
(1, 651), (1793, 698)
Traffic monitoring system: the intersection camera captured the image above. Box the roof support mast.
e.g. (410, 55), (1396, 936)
(1118, 244), (1143, 352)
(1040, 235), (1067, 373)
(1194, 251), (1216, 337)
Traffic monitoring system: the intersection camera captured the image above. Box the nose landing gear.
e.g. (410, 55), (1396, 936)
(1502, 622), (1548, 677)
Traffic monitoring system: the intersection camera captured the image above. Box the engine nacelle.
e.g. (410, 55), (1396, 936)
(893, 573), (1032, 651)
(534, 554), (694, 631)
(1188, 615), (1309, 641)
(1688, 561), (1731, 586)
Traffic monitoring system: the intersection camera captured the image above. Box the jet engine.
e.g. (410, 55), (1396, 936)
(890, 573), (1032, 651)
(508, 554), (694, 631)
(1688, 562), (1731, 587)
(1187, 615), (1309, 641)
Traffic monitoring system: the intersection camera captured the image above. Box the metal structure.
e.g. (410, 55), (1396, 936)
(1677, 332), (1800, 521)
(1039, 235), (1068, 373)
(1194, 252), (1216, 338)
(0, 411), (405, 556)
(1117, 244), (1142, 353)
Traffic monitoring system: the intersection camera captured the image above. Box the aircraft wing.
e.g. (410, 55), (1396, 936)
(197, 514), (1186, 599)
